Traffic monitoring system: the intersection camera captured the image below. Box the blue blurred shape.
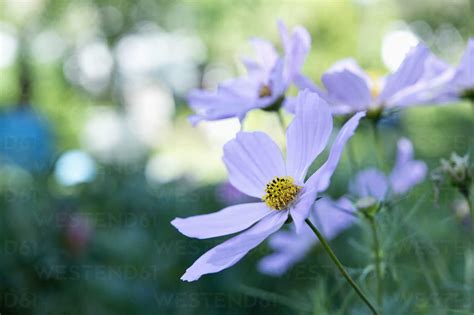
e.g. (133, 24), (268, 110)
(54, 150), (96, 186)
(0, 106), (54, 172)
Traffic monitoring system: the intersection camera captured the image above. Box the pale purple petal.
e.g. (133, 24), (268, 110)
(171, 202), (273, 239)
(259, 197), (356, 276)
(243, 38), (279, 80)
(282, 96), (298, 114)
(257, 226), (315, 276)
(188, 78), (260, 125)
(305, 111), (366, 193)
(255, 59), (287, 108)
(284, 74), (330, 114)
(452, 38), (474, 89)
(388, 54), (457, 107)
(313, 197), (357, 240)
(290, 111), (365, 231)
(349, 168), (388, 201)
(322, 59), (372, 111)
(286, 90), (333, 182)
(379, 44), (430, 103)
(223, 132), (286, 198)
(278, 20), (311, 83)
(293, 73), (322, 93)
(181, 210), (288, 281)
(289, 185), (319, 233)
(389, 138), (427, 194)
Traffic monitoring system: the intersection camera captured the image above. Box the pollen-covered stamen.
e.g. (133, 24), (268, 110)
(258, 84), (272, 98)
(262, 176), (301, 210)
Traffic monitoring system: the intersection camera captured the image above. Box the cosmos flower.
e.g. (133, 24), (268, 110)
(352, 138), (428, 199)
(257, 138), (426, 276)
(394, 38), (473, 105)
(320, 44), (448, 116)
(188, 21), (311, 125)
(171, 90), (365, 281)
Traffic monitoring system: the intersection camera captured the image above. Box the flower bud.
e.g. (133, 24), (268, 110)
(440, 153), (472, 196)
(355, 196), (380, 218)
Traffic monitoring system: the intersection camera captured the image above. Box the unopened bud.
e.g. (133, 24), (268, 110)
(356, 196), (380, 218)
(439, 153), (472, 196)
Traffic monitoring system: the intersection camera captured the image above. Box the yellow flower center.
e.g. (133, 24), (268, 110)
(262, 176), (301, 210)
(258, 84), (272, 98)
(371, 84), (380, 99)
(368, 72), (382, 100)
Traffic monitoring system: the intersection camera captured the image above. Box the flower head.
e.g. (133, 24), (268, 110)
(172, 90), (365, 281)
(188, 21), (311, 125)
(351, 138), (427, 203)
(389, 39), (474, 105)
(319, 44), (447, 116)
(258, 137), (426, 276)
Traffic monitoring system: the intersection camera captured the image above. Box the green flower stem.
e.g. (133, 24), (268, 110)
(460, 187), (473, 310)
(347, 140), (359, 175)
(370, 121), (385, 171)
(368, 216), (383, 307)
(277, 110), (286, 131)
(305, 218), (380, 315)
(460, 190), (473, 225)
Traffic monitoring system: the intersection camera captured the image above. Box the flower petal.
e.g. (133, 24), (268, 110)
(242, 38), (279, 84)
(257, 227), (314, 276)
(453, 38), (474, 89)
(181, 210), (288, 281)
(278, 20), (311, 83)
(259, 197), (356, 276)
(188, 78), (259, 125)
(255, 59), (287, 108)
(289, 185), (318, 232)
(379, 44), (430, 103)
(389, 138), (427, 194)
(290, 112), (364, 232)
(293, 73), (328, 98)
(171, 202), (273, 239)
(313, 197), (357, 239)
(223, 131), (286, 198)
(305, 111), (366, 193)
(388, 54), (455, 107)
(286, 90), (333, 182)
(349, 168), (389, 201)
(321, 59), (372, 111)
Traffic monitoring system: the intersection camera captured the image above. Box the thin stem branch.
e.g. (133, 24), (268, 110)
(347, 140), (359, 175)
(305, 218), (379, 315)
(368, 217), (383, 307)
(370, 121), (384, 171)
(460, 187), (474, 310)
(277, 110), (286, 132)
(460, 190), (473, 224)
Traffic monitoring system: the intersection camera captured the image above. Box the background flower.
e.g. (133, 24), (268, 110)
(320, 44), (450, 115)
(188, 21), (311, 124)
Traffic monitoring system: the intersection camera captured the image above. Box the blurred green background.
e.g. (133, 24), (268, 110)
(0, 0), (473, 314)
